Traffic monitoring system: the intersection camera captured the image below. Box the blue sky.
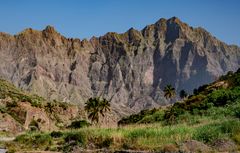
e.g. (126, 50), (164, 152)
(0, 0), (239, 46)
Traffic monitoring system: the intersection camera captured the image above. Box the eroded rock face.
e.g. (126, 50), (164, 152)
(0, 17), (239, 116)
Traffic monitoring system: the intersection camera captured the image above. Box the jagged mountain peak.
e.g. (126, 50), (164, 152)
(155, 16), (183, 25)
(44, 25), (57, 33)
(11, 25), (62, 41)
(42, 25), (61, 36)
(18, 28), (40, 35)
(154, 17), (189, 29)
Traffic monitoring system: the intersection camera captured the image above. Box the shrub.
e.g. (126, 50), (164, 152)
(58, 102), (68, 110)
(118, 109), (158, 125)
(235, 109), (240, 118)
(100, 137), (113, 148)
(164, 102), (188, 124)
(15, 133), (52, 149)
(94, 136), (113, 148)
(50, 131), (63, 138)
(64, 132), (86, 146)
(68, 120), (91, 129)
(197, 84), (209, 93)
(220, 120), (240, 135)
(6, 101), (18, 108)
(33, 134), (52, 146)
(139, 110), (164, 123)
(233, 133), (240, 144)
(206, 88), (240, 107)
(232, 101), (240, 118)
(0, 106), (7, 113)
(193, 120), (240, 143)
(62, 131), (86, 152)
(30, 99), (42, 108)
(193, 124), (223, 143)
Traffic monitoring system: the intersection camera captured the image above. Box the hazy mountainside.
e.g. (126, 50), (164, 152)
(0, 17), (240, 116)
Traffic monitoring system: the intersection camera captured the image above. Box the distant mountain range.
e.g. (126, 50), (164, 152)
(0, 17), (239, 116)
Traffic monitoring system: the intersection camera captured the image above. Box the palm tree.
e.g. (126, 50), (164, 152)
(84, 97), (99, 123)
(179, 89), (188, 99)
(163, 85), (176, 100)
(99, 98), (111, 117)
(84, 97), (111, 123)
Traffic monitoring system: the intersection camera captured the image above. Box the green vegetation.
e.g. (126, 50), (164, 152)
(179, 89), (188, 99)
(0, 79), (44, 107)
(7, 124), (192, 151)
(4, 132), (51, 153)
(7, 119), (240, 152)
(163, 84), (176, 100)
(118, 108), (164, 125)
(84, 97), (111, 123)
(67, 120), (91, 129)
(193, 120), (240, 143)
(50, 131), (63, 138)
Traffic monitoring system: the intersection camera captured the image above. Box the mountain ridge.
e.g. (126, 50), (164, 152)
(2, 17), (238, 47)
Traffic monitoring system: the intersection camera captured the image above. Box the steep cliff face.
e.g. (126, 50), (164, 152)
(0, 17), (239, 116)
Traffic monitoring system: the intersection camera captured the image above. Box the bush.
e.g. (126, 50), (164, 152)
(94, 136), (113, 148)
(233, 133), (240, 144)
(6, 101), (18, 108)
(15, 133), (52, 149)
(164, 102), (190, 124)
(193, 124), (223, 143)
(30, 99), (42, 108)
(235, 109), (240, 118)
(232, 101), (240, 118)
(34, 134), (52, 146)
(64, 132), (86, 146)
(139, 110), (164, 123)
(50, 131), (63, 138)
(63, 132), (86, 152)
(220, 120), (240, 135)
(68, 120), (91, 129)
(0, 106), (7, 113)
(193, 120), (240, 143)
(206, 87), (240, 107)
(118, 109), (158, 125)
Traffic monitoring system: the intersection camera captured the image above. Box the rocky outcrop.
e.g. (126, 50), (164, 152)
(0, 17), (239, 116)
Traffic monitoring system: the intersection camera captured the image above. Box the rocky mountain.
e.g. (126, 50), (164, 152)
(0, 17), (239, 116)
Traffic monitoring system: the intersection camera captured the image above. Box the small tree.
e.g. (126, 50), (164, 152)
(84, 97), (111, 124)
(179, 89), (188, 99)
(163, 85), (176, 100)
(193, 88), (198, 95)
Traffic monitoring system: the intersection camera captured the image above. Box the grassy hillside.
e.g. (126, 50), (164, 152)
(2, 69), (240, 152)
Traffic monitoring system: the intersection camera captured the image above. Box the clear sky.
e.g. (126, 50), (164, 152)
(0, 0), (239, 46)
